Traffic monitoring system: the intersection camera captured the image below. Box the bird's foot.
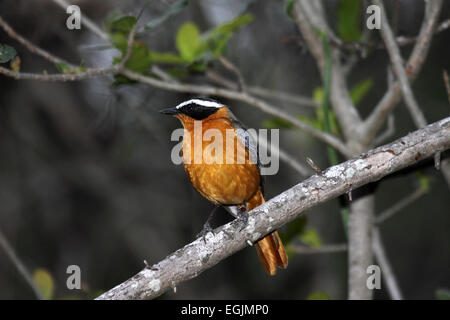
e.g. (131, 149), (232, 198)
(196, 223), (214, 243)
(237, 209), (249, 231)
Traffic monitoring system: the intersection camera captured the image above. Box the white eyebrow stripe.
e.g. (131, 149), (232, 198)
(175, 99), (223, 109)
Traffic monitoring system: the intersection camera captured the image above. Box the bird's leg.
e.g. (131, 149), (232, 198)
(237, 200), (249, 231)
(196, 205), (219, 242)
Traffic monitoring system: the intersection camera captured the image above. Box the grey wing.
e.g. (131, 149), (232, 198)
(227, 110), (265, 196)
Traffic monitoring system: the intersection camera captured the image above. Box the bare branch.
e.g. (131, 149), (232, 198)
(120, 69), (354, 158)
(292, 0), (362, 142)
(394, 18), (450, 46)
(348, 194), (374, 300)
(0, 65), (119, 81)
(373, 114), (395, 146)
(96, 117), (450, 300)
(444, 70), (450, 105)
(375, 188), (424, 224)
(361, 0), (443, 143)
(291, 243), (347, 254)
(206, 70), (318, 108)
(218, 56), (246, 92)
(372, 228), (404, 300)
(247, 86), (318, 108)
(0, 16), (75, 68)
(0, 230), (43, 300)
(51, 0), (109, 41)
(373, 0), (427, 129)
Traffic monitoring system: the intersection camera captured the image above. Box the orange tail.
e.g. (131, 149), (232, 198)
(247, 189), (288, 275)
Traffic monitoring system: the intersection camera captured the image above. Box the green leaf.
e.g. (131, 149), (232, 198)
(145, 0), (190, 30)
(262, 117), (294, 129)
(337, 0), (362, 41)
(436, 289), (450, 300)
(55, 62), (71, 74)
(279, 217), (307, 244)
(307, 291), (330, 300)
(176, 22), (201, 62)
(10, 56), (21, 72)
(417, 171), (430, 193)
(206, 13), (253, 36)
(202, 14), (254, 57)
(55, 62), (86, 74)
(350, 78), (373, 106)
(285, 0), (296, 19)
(109, 15), (137, 34)
(300, 228), (322, 248)
(313, 87), (324, 105)
(0, 44), (17, 64)
(33, 268), (54, 300)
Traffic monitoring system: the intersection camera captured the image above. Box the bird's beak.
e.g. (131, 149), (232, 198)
(159, 107), (180, 116)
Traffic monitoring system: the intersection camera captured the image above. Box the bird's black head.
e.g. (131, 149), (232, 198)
(160, 98), (223, 120)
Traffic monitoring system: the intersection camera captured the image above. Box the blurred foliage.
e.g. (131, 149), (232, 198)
(300, 228), (322, 248)
(285, 0), (295, 20)
(306, 291), (330, 300)
(417, 171), (431, 193)
(435, 289), (450, 300)
(337, 0), (362, 41)
(350, 78), (373, 106)
(33, 268), (55, 300)
(0, 43), (16, 63)
(55, 62), (86, 74)
(10, 55), (20, 72)
(105, 10), (252, 84)
(279, 217), (307, 245)
(262, 78), (372, 133)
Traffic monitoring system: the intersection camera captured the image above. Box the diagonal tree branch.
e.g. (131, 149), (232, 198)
(0, 230), (43, 300)
(373, 0), (427, 129)
(361, 0), (443, 144)
(119, 68), (354, 158)
(96, 116), (450, 300)
(292, 0), (362, 142)
(372, 227), (403, 300)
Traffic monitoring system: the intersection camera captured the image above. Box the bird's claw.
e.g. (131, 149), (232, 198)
(237, 210), (249, 231)
(196, 223), (214, 243)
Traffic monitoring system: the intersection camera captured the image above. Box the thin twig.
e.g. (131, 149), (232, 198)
(0, 65), (119, 81)
(5, 4), (349, 158)
(51, 0), (109, 41)
(443, 70), (450, 105)
(305, 157), (322, 175)
(206, 71), (318, 108)
(0, 230), (43, 300)
(120, 68), (354, 158)
(372, 228), (404, 300)
(119, 25), (138, 70)
(218, 56), (246, 92)
(373, 114), (395, 146)
(375, 188), (424, 224)
(393, 18), (450, 47)
(290, 243), (347, 254)
(293, 0), (362, 142)
(374, 0), (427, 129)
(0, 16), (75, 68)
(361, 0), (443, 144)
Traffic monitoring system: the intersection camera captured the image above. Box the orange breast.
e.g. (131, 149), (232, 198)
(182, 116), (260, 205)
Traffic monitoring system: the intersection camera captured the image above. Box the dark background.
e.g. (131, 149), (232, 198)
(0, 0), (449, 299)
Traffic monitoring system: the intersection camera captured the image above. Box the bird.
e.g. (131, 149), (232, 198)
(160, 98), (287, 275)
